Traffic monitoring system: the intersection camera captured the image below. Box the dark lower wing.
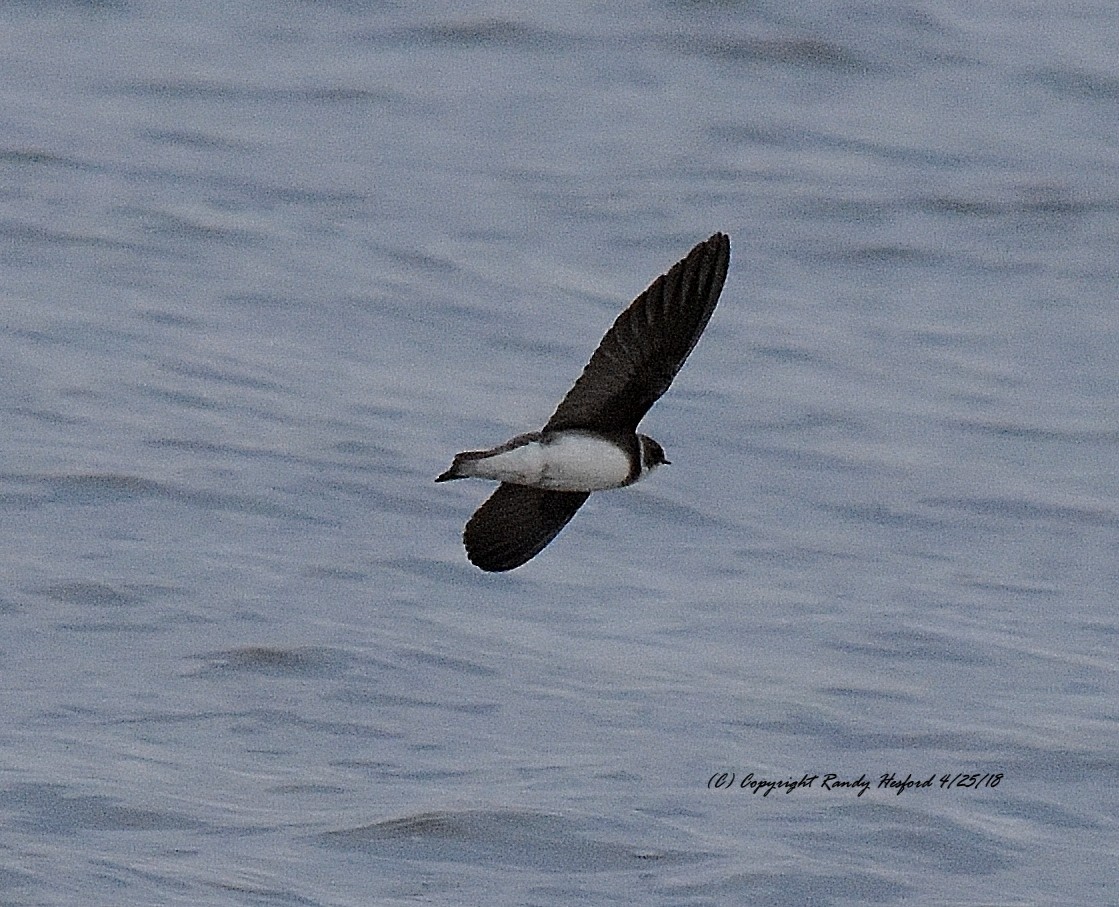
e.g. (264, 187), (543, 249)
(463, 483), (590, 572)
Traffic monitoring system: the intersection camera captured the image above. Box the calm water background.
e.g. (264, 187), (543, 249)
(2, 2), (1117, 904)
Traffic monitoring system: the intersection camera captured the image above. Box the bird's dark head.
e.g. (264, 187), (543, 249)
(638, 434), (670, 471)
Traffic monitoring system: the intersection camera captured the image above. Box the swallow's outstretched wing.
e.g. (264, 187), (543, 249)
(544, 232), (730, 434)
(463, 483), (590, 572)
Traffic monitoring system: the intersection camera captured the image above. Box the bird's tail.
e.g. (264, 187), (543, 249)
(435, 463), (462, 482)
(435, 450), (487, 482)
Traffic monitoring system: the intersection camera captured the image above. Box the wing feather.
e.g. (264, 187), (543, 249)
(545, 233), (730, 433)
(463, 483), (590, 572)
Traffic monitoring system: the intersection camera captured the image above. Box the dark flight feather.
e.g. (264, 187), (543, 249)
(544, 232), (730, 434)
(463, 483), (590, 572)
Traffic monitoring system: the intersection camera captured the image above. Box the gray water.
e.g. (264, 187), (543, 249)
(3, 2), (1118, 905)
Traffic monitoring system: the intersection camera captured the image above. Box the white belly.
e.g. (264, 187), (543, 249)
(468, 433), (632, 491)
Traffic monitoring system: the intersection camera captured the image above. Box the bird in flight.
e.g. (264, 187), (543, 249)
(437, 232), (730, 571)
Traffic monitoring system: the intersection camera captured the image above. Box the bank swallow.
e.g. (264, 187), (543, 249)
(437, 232), (730, 571)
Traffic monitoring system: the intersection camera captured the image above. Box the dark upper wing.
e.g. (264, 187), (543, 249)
(544, 232), (730, 434)
(463, 483), (590, 572)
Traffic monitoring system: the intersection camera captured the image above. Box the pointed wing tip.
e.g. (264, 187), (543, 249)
(691, 231), (732, 302)
(465, 551), (521, 572)
(702, 231), (731, 263)
(697, 231), (731, 264)
(460, 484), (590, 573)
(462, 521), (524, 572)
